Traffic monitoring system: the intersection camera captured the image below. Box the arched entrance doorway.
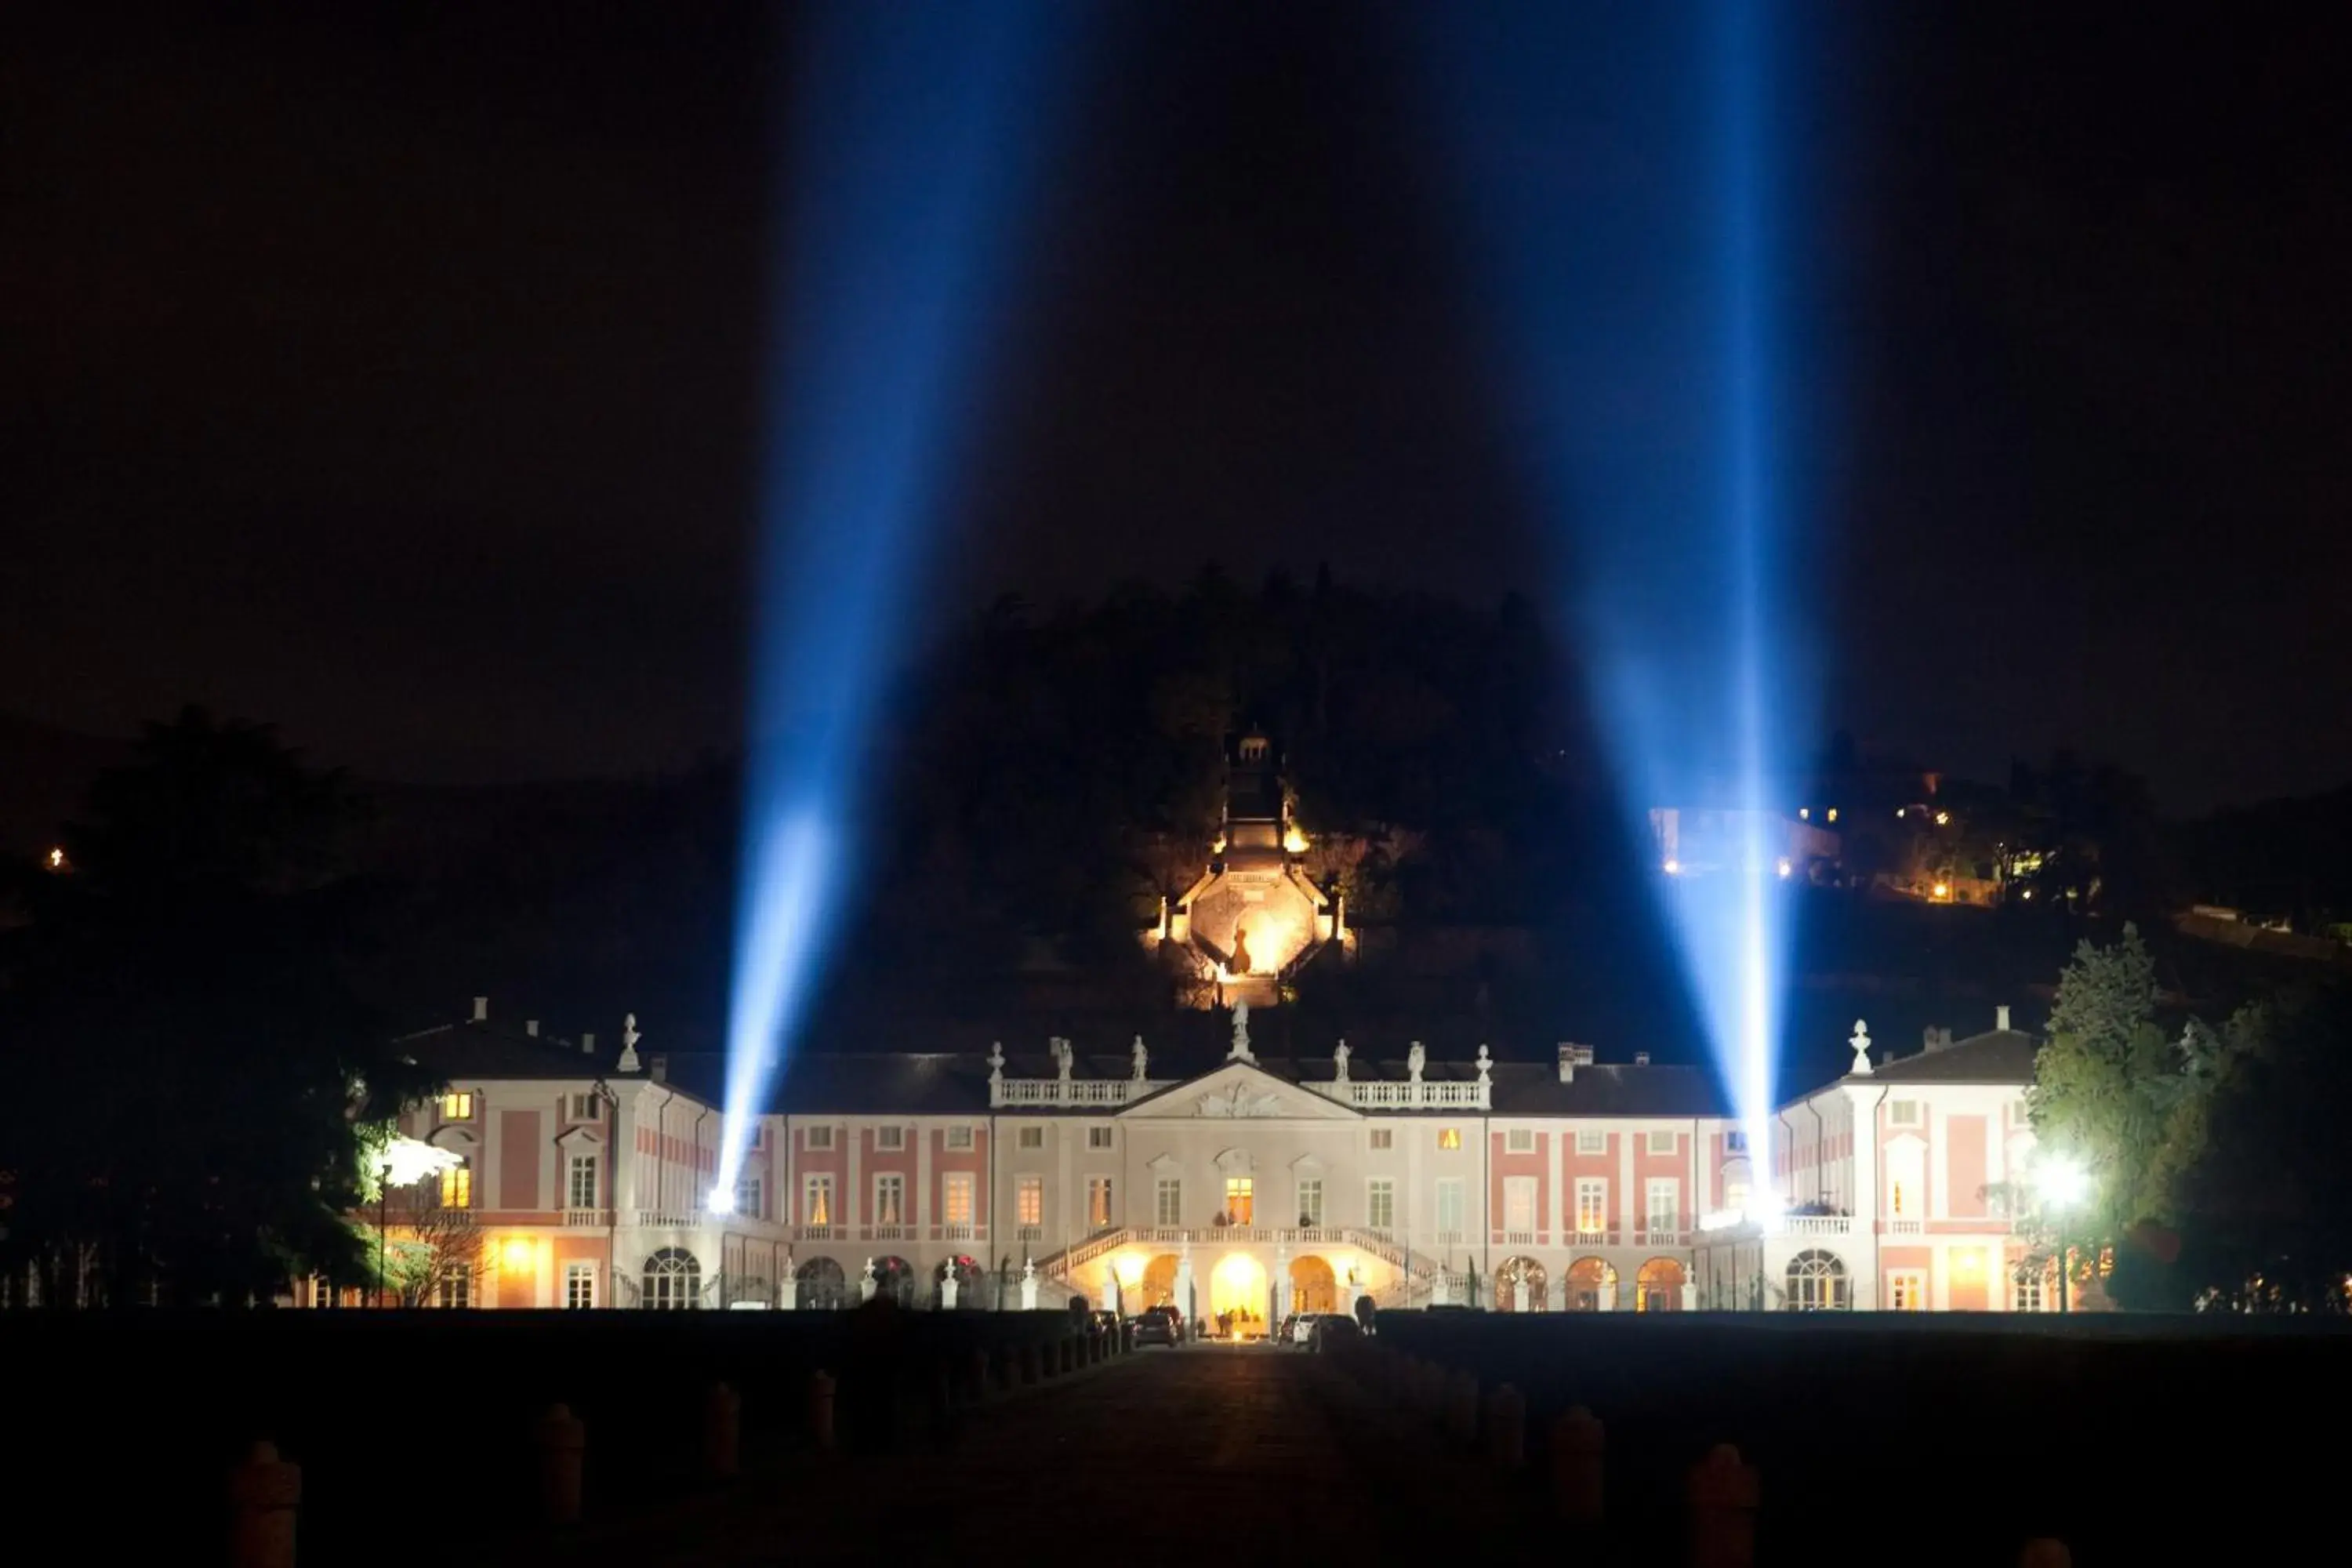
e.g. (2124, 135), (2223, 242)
(1564, 1257), (1616, 1312)
(1497, 1256), (1548, 1312)
(1785, 1250), (1848, 1311)
(872, 1255), (915, 1307)
(1209, 1253), (1269, 1337)
(796, 1256), (848, 1310)
(1140, 1254), (1181, 1311)
(1635, 1257), (1686, 1312)
(643, 1247), (702, 1310)
(1289, 1255), (1337, 1316)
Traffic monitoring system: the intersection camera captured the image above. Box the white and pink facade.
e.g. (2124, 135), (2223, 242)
(338, 1003), (2047, 1316)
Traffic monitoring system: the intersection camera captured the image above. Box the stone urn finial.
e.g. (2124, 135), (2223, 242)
(1849, 1019), (1874, 1076)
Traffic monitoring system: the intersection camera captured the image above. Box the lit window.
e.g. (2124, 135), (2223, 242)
(441, 1091), (474, 1121)
(438, 1262), (473, 1309)
(1647, 1131), (1676, 1155)
(1367, 1178), (1396, 1231)
(1016, 1176), (1044, 1227)
(805, 1125), (835, 1151)
(2013, 1265), (2045, 1313)
(945, 1125), (975, 1151)
(1889, 1178), (1911, 1217)
(1437, 1128), (1463, 1151)
(1087, 1126), (1114, 1150)
(1503, 1177), (1536, 1232)
(1645, 1178), (1679, 1236)
(566, 1153), (598, 1209)
(1155, 1177), (1181, 1227)
(1369, 1129), (1394, 1151)
(1575, 1130), (1606, 1155)
(804, 1174), (833, 1226)
(1089, 1177), (1115, 1230)
(942, 1173), (975, 1227)
(440, 1161), (472, 1209)
(307, 1276), (331, 1308)
(1223, 1176), (1254, 1224)
(1297, 1178), (1323, 1226)
(1506, 1128), (1534, 1153)
(1018, 1127), (1044, 1150)
(874, 1174), (905, 1226)
(1575, 1178), (1607, 1235)
(1888, 1269), (1926, 1311)
(1889, 1101), (1920, 1127)
(564, 1261), (596, 1309)
(1726, 1176), (1751, 1212)
(1786, 1250), (1848, 1311)
(734, 1176), (762, 1221)
(877, 1127), (905, 1152)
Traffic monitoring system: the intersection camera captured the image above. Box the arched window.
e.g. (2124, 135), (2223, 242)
(1786, 1249), (1849, 1311)
(796, 1256), (848, 1310)
(644, 1247), (702, 1310)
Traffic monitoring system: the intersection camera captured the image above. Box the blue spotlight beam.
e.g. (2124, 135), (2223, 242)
(714, 5), (1070, 1204)
(1419, 3), (1817, 1176)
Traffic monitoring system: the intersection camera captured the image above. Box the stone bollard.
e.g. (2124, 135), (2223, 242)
(535, 1404), (586, 1526)
(1444, 1371), (1480, 1445)
(808, 1370), (837, 1450)
(1551, 1406), (1606, 1524)
(228, 1439), (301, 1568)
(2019, 1542), (2071, 1568)
(1486, 1384), (1526, 1471)
(703, 1382), (741, 1481)
(1687, 1443), (1760, 1568)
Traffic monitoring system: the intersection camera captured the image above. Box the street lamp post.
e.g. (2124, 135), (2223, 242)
(376, 1162), (392, 1308)
(2039, 1156), (2091, 1315)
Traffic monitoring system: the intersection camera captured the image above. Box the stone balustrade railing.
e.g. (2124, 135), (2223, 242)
(1308, 1078), (1490, 1109)
(991, 1077), (1174, 1109)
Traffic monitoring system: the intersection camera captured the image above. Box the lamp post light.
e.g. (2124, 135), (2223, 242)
(2039, 1156), (2091, 1314)
(376, 1161), (393, 1309)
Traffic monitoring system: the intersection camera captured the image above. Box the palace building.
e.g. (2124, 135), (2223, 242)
(357, 997), (2050, 1319)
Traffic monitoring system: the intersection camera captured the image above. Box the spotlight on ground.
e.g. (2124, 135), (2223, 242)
(712, 5), (1073, 1206)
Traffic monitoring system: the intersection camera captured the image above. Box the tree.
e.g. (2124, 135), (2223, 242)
(362, 1185), (488, 1308)
(2172, 988), (2352, 1310)
(0, 709), (437, 1305)
(2020, 924), (2237, 1308)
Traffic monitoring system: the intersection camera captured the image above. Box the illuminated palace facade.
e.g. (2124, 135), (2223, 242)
(358, 1001), (2050, 1318)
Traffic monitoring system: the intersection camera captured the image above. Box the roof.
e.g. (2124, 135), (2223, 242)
(1863, 1027), (2038, 1086)
(395, 1019), (633, 1082)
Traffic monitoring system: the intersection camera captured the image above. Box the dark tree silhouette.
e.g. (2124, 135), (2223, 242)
(0, 709), (437, 1306)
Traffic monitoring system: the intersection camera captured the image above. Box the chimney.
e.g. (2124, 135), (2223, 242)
(471, 996), (488, 1022)
(1558, 1044), (1573, 1083)
(1996, 1004), (2012, 1033)
(581, 1032), (596, 1055)
(650, 1054), (668, 1084)
(525, 1019), (539, 1038)
(1633, 1051), (1651, 1067)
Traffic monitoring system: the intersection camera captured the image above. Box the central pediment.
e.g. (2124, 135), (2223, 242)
(1117, 1059), (1359, 1122)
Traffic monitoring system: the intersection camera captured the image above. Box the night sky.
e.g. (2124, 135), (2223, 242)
(7, 5), (2347, 811)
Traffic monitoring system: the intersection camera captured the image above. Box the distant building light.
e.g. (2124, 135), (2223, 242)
(1934, 810), (1951, 826)
(1932, 882), (1951, 901)
(1283, 827), (1308, 855)
(1776, 858), (1792, 880)
(1663, 858), (1682, 877)
(1798, 808), (1809, 821)
(1826, 808), (1839, 823)
(1896, 808), (1906, 818)
(2020, 888), (2034, 901)
(46, 847), (67, 871)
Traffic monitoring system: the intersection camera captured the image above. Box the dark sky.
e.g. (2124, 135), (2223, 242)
(7, 5), (2347, 811)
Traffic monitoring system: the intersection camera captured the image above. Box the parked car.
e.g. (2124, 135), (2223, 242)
(1290, 1313), (1316, 1345)
(1306, 1313), (1361, 1353)
(1133, 1305), (1185, 1347)
(1276, 1312), (1302, 1346)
